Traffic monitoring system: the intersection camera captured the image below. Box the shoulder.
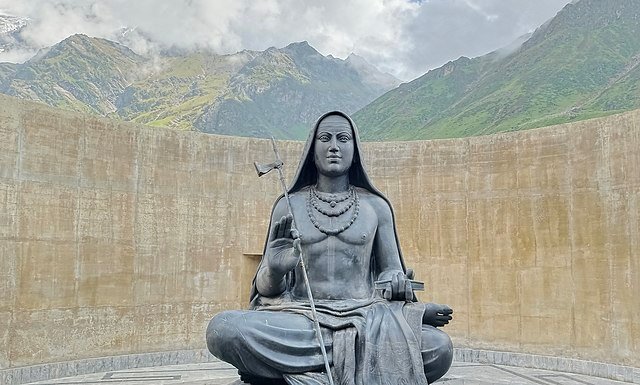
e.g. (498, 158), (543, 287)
(287, 186), (310, 206)
(273, 187), (309, 214)
(271, 194), (289, 219)
(355, 187), (390, 208)
(355, 187), (393, 221)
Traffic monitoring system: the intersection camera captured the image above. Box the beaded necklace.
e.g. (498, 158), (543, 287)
(307, 186), (359, 235)
(312, 186), (353, 207)
(310, 186), (355, 217)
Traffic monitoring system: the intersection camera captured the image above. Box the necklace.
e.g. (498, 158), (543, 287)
(307, 186), (359, 235)
(310, 194), (355, 217)
(309, 186), (355, 216)
(312, 186), (353, 207)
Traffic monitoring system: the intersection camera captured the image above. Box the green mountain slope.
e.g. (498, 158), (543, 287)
(354, 0), (640, 140)
(1, 34), (145, 115)
(0, 36), (399, 138)
(117, 50), (257, 130)
(0, 62), (16, 84)
(195, 42), (400, 139)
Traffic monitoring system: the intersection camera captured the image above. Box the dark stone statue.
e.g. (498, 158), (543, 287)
(207, 112), (454, 385)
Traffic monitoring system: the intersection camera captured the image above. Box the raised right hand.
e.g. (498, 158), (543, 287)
(265, 214), (301, 275)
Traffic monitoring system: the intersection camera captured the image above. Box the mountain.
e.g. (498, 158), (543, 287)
(116, 49), (258, 130)
(354, 0), (640, 140)
(0, 35), (400, 139)
(195, 42), (401, 139)
(0, 62), (17, 84)
(344, 53), (400, 94)
(2, 34), (146, 115)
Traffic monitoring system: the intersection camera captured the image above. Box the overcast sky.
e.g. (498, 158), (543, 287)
(0, 0), (572, 81)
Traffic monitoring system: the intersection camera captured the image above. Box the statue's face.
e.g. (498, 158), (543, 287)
(313, 115), (354, 177)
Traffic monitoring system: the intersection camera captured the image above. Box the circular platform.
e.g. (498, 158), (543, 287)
(23, 359), (634, 385)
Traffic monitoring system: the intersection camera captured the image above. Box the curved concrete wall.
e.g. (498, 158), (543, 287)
(364, 115), (640, 367)
(0, 94), (638, 370)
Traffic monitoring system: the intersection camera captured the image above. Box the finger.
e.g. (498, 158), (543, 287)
(290, 228), (300, 239)
(384, 289), (392, 300)
(404, 278), (412, 302)
(406, 268), (414, 280)
(440, 306), (453, 315)
(284, 214), (293, 238)
(277, 216), (287, 238)
(270, 221), (280, 241)
(391, 273), (399, 299)
(292, 238), (302, 256)
(398, 272), (406, 299)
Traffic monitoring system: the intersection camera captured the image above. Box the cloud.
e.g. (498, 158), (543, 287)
(0, 47), (34, 63)
(400, 0), (572, 79)
(0, 0), (572, 80)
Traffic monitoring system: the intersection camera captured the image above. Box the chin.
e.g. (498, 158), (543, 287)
(321, 167), (348, 177)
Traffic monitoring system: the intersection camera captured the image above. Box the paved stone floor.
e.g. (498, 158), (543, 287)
(25, 360), (634, 385)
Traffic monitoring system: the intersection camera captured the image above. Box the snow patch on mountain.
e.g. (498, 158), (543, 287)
(0, 14), (28, 35)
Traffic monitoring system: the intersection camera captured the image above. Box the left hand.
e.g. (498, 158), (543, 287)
(423, 303), (453, 327)
(379, 270), (414, 301)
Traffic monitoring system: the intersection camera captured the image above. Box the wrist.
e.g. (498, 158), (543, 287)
(377, 269), (404, 280)
(256, 265), (288, 296)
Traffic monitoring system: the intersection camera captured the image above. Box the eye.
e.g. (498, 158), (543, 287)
(338, 134), (351, 142)
(317, 133), (331, 142)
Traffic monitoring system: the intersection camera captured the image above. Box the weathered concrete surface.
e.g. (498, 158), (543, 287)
(362, 115), (640, 368)
(0, 94), (638, 370)
(0, 95), (293, 369)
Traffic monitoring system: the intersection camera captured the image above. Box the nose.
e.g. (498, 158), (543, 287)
(329, 136), (339, 152)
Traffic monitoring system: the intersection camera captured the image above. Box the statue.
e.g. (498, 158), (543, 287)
(207, 112), (454, 385)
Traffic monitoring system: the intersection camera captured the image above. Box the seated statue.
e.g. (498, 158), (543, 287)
(207, 112), (454, 385)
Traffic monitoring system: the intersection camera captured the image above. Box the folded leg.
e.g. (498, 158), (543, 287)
(207, 310), (332, 379)
(421, 325), (453, 383)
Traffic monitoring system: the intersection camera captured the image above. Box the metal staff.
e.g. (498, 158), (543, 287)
(254, 137), (335, 385)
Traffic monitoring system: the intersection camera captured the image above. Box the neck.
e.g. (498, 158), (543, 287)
(315, 173), (349, 193)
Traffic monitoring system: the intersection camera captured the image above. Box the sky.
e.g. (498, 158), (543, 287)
(0, 0), (573, 81)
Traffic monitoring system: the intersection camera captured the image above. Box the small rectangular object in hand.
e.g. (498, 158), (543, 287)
(374, 279), (424, 291)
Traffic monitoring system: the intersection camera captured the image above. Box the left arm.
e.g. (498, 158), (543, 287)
(371, 196), (414, 301)
(371, 196), (454, 325)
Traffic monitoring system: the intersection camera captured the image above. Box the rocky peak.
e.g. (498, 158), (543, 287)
(284, 41), (316, 54)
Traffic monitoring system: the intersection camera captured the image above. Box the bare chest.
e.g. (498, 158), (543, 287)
(289, 190), (378, 247)
(288, 191), (379, 299)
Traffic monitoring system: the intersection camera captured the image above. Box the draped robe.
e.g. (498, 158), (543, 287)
(207, 112), (452, 385)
